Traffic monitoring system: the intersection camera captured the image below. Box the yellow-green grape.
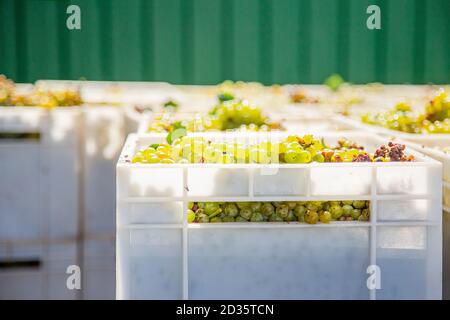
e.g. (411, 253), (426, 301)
(196, 213), (209, 223)
(269, 213), (284, 222)
(319, 211), (332, 224)
(352, 200), (366, 209)
(224, 203), (239, 217)
(261, 203), (275, 217)
(298, 150), (312, 163)
(286, 210), (297, 222)
(210, 217), (223, 223)
(287, 202), (297, 210)
(239, 207), (252, 220)
(187, 209), (196, 223)
(236, 202), (250, 209)
(342, 204), (354, 217)
(223, 216), (235, 222)
(312, 153), (325, 162)
(330, 205), (344, 220)
(235, 216), (248, 222)
(294, 204), (306, 221)
(351, 209), (362, 220)
(132, 153), (144, 163)
(250, 202), (262, 212)
(276, 204), (289, 218)
(204, 202), (222, 217)
(250, 212), (264, 222)
(304, 210), (319, 224)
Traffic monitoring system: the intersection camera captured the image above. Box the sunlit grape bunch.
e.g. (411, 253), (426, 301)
(0, 74), (15, 105)
(147, 100), (282, 133)
(361, 90), (450, 134)
(187, 201), (370, 224)
(131, 134), (414, 164)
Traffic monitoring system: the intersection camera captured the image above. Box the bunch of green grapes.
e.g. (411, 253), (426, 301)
(187, 200), (370, 224)
(361, 90), (450, 134)
(0, 74), (15, 105)
(131, 134), (413, 164)
(361, 102), (422, 133)
(147, 100), (282, 133)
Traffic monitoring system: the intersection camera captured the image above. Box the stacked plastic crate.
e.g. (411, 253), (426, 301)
(116, 131), (442, 300)
(0, 106), (81, 299)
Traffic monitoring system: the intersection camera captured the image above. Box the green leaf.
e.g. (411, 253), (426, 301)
(166, 127), (187, 144)
(149, 143), (159, 149)
(217, 92), (235, 103)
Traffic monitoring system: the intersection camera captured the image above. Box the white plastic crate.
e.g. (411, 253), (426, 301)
(117, 132), (442, 300)
(0, 107), (81, 242)
(82, 106), (126, 237)
(396, 139), (450, 300)
(0, 241), (80, 299)
(81, 236), (115, 300)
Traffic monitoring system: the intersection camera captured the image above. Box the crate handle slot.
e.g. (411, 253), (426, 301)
(0, 259), (41, 270)
(0, 132), (41, 141)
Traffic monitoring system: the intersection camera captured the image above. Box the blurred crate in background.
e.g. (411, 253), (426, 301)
(0, 242), (79, 299)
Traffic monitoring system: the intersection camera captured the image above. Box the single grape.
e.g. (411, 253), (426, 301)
(196, 213), (209, 223)
(330, 205), (344, 220)
(250, 202), (262, 213)
(250, 212), (264, 222)
(342, 204), (354, 217)
(352, 200), (366, 209)
(239, 207), (253, 220)
(298, 150), (312, 163)
(204, 202), (222, 216)
(210, 217), (223, 223)
(187, 209), (196, 223)
(222, 216), (235, 223)
(286, 210), (297, 222)
(319, 211), (332, 224)
(351, 209), (362, 220)
(236, 202), (250, 209)
(224, 203), (239, 217)
(261, 203), (275, 217)
(269, 213), (284, 222)
(235, 216), (248, 222)
(294, 205), (306, 218)
(304, 210), (319, 224)
(276, 204), (289, 218)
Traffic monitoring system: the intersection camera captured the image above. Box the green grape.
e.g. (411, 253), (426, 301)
(276, 204), (289, 218)
(306, 201), (320, 211)
(319, 211), (332, 224)
(298, 150), (312, 163)
(204, 203), (222, 217)
(187, 209), (196, 223)
(250, 202), (262, 213)
(287, 202), (297, 210)
(250, 212), (264, 222)
(330, 205), (344, 220)
(342, 205), (354, 217)
(286, 210), (297, 222)
(294, 205), (306, 218)
(361, 208), (370, 221)
(284, 150), (299, 163)
(351, 209), (362, 220)
(312, 153), (325, 163)
(269, 213), (284, 222)
(235, 216), (248, 222)
(239, 207), (253, 220)
(261, 203), (275, 217)
(352, 200), (366, 209)
(188, 202), (195, 210)
(210, 217), (223, 223)
(236, 202), (250, 209)
(341, 200), (353, 206)
(222, 216), (235, 223)
(304, 210), (319, 224)
(224, 203), (239, 217)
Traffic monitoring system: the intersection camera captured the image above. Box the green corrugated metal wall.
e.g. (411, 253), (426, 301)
(0, 0), (449, 84)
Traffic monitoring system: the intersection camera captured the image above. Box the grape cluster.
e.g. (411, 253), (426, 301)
(148, 100), (282, 133)
(361, 90), (450, 134)
(0, 75), (82, 108)
(188, 201), (370, 224)
(131, 134), (414, 164)
(374, 142), (414, 162)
